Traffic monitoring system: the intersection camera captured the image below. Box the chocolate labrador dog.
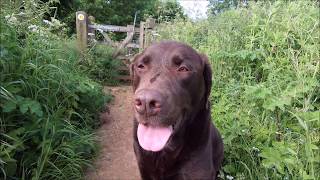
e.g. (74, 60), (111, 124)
(130, 41), (223, 180)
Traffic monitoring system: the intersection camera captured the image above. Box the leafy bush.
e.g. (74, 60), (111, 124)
(157, 1), (319, 179)
(80, 44), (121, 85)
(0, 2), (111, 179)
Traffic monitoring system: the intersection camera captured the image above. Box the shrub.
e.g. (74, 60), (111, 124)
(156, 1), (319, 179)
(0, 3), (111, 179)
(81, 44), (121, 86)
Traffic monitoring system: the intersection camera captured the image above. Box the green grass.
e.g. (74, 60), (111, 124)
(80, 44), (121, 86)
(0, 2), (115, 179)
(156, 1), (319, 179)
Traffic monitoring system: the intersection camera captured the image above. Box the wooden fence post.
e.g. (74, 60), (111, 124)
(145, 18), (156, 48)
(88, 15), (95, 42)
(139, 22), (145, 52)
(76, 11), (88, 53)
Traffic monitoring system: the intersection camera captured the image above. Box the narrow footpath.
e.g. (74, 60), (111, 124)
(86, 86), (140, 180)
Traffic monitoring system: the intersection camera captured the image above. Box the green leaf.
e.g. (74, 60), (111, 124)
(284, 158), (295, 165)
(223, 164), (236, 173)
(15, 95), (24, 103)
(296, 111), (320, 122)
(303, 171), (314, 180)
(6, 86), (21, 94)
(289, 111), (308, 131)
(4, 158), (17, 177)
(310, 144), (319, 150)
(287, 148), (297, 155)
(2, 101), (16, 112)
(7, 127), (25, 138)
(245, 85), (272, 101)
(19, 102), (29, 114)
(260, 146), (286, 174)
(30, 101), (43, 117)
(263, 96), (292, 111)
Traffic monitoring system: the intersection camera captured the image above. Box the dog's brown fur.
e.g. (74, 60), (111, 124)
(130, 41), (224, 180)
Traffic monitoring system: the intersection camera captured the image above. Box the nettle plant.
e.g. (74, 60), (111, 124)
(157, 1), (319, 179)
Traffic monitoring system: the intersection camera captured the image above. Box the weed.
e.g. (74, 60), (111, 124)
(157, 1), (319, 179)
(0, 2), (110, 179)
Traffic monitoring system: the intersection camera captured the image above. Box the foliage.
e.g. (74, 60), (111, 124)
(52, 0), (158, 35)
(0, 1), (112, 179)
(146, 0), (186, 23)
(157, 1), (319, 179)
(80, 44), (121, 85)
(208, 0), (243, 15)
(46, 0), (186, 35)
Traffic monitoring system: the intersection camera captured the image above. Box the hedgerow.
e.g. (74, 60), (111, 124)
(157, 1), (319, 179)
(0, 1), (113, 179)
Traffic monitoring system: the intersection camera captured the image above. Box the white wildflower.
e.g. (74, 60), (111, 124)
(17, 12), (26, 16)
(43, 19), (52, 26)
(252, 147), (260, 151)
(6, 16), (18, 24)
(97, 28), (104, 33)
(28, 25), (38, 32)
(226, 175), (234, 180)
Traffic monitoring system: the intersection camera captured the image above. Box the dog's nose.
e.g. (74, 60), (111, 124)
(134, 90), (162, 116)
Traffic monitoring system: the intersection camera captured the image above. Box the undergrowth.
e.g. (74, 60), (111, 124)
(157, 1), (319, 179)
(81, 44), (121, 86)
(0, 1), (115, 179)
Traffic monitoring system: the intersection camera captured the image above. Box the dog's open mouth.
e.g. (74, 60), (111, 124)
(137, 123), (173, 152)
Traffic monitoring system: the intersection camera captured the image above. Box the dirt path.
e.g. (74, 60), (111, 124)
(86, 85), (141, 180)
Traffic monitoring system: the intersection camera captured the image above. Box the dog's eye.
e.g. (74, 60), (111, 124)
(178, 66), (189, 72)
(137, 64), (145, 69)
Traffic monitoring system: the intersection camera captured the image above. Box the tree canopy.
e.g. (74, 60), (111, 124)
(53, 0), (185, 34)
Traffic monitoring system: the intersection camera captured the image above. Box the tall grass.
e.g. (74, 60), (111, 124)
(81, 44), (121, 86)
(0, 1), (113, 179)
(157, 1), (319, 179)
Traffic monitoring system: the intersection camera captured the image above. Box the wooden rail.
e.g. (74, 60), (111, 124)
(88, 24), (140, 33)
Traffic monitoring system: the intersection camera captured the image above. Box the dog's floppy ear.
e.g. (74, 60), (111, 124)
(200, 54), (212, 108)
(130, 53), (142, 91)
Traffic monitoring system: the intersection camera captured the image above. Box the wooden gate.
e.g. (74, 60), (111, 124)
(75, 11), (156, 59)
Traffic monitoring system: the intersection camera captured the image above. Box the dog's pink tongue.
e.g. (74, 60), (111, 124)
(137, 124), (172, 152)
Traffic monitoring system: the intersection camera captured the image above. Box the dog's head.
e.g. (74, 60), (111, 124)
(130, 41), (212, 152)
